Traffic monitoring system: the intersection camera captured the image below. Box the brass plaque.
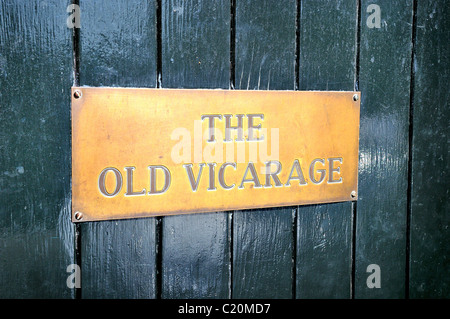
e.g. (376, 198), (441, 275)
(71, 87), (360, 222)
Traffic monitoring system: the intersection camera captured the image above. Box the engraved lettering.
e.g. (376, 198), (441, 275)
(125, 167), (146, 196)
(328, 157), (343, 184)
(98, 167), (123, 197)
(148, 165), (171, 194)
(201, 114), (222, 142)
(247, 114), (264, 141)
(218, 162), (237, 190)
(184, 163), (205, 192)
(285, 159), (307, 186)
(239, 162), (262, 189)
(309, 158), (326, 184)
(224, 114), (244, 142)
(264, 160), (282, 188)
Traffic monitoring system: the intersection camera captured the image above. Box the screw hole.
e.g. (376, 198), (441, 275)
(74, 211), (83, 220)
(73, 90), (82, 99)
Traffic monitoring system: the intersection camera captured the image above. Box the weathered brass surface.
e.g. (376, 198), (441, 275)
(71, 87), (360, 222)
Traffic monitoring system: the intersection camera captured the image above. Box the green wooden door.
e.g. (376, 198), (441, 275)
(0, 0), (448, 299)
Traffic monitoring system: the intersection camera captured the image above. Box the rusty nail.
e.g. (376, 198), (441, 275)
(74, 211), (83, 220)
(352, 94), (359, 101)
(73, 90), (82, 99)
(351, 190), (357, 198)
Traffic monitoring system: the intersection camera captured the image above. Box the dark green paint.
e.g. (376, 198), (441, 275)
(79, 0), (158, 298)
(296, 0), (356, 298)
(0, 0), (74, 298)
(162, 213), (231, 298)
(233, 208), (294, 298)
(235, 0), (296, 90)
(296, 203), (352, 299)
(80, 0), (158, 87)
(410, 0), (450, 298)
(82, 220), (156, 298)
(162, 0), (230, 89)
(356, 0), (414, 298)
(161, 0), (231, 299)
(298, 0), (357, 91)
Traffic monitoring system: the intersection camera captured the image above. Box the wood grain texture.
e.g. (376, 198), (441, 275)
(233, 208), (294, 298)
(235, 0), (296, 90)
(298, 0), (357, 91)
(162, 0), (230, 89)
(162, 213), (231, 298)
(296, 0), (356, 298)
(161, 0), (231, 298)
(81, 220), (156, 298)
(409, 0), (450, 298)
(80, 0), (158, 298)
(356, 0), (413, 299)
(0, 0), (74, 298)
(296, 203), (352, 298)
(232, 0), (296, 299)
(80, 0), (157, 87)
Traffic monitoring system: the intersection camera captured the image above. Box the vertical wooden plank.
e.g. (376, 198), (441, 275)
(0, 0), (74, 298)
(235, 0), (295, 90)
(233, 0), (296, 298)
(82, 220), (156, 298)
(162, 0), (230, 90)
(80, 0), (158, 298)
(410, 0), (450, 298)
(356, 0), (413, 298)
(81, 0), (157, 87)
(298, 0), (357, 91)
(233, 208), (295, 298)
(296, 203), (352, 298)
(161, 213), (230, 298)
(296, 0), (356, 298)
(161, 0), (231, 298)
